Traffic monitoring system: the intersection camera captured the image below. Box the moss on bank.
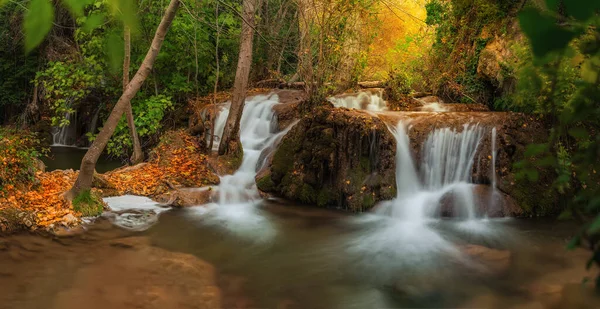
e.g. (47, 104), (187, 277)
(72, 189), (106, 217)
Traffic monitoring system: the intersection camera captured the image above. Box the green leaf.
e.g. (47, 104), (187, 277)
(566, 235), (581, 250)
(558, 209), (573, 220)
(106, 0), (139, 33)
(545, 0), (560, 12)
(105, 32), (124, 74)
(519, 8), (577, 58)
(524, 143), (548, 157)
(536, 156), (556, 167)
(588, 216), (600, 234)
(61, 0), (93, 16)
(24, 0), (54, 53)
(82, 12), (105, 33)
(564, 0), (600, 21)
(568, 127), (589, 140)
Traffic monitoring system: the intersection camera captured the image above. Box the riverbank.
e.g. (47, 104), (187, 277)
(0, 130), (219, 234)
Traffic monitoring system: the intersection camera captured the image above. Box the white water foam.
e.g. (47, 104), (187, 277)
(103, 195), (169, 231)
(421, 102), (449, 112)
(376, 121), (484, 221)
(328, 90), (388, 112)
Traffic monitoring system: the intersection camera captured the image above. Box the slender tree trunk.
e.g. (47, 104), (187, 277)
(66, 0), (180, 200)
(123, 25), (144, 165)
(217, 0), (258, 156)
(208, 2), (221, 152)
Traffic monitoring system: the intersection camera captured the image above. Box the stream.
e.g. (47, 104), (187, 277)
(0, 203), (597, 308)
(2, 91), (598, 308)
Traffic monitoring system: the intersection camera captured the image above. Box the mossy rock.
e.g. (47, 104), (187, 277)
(72, 189), (107, 217)
(263, 106), (397, 212)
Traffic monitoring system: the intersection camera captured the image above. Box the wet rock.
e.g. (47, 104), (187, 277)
(257, 106), (396, 211)
(439, 185), (522, 217)
(154, 187), (214, 207)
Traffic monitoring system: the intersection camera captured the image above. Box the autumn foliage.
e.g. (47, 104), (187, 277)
(1, 129), (219, 234)
(103, 130), (220, 196)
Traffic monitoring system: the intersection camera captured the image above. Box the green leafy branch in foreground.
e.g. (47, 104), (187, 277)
(2, 0), (138, 53)
(517, 0), (600, 286)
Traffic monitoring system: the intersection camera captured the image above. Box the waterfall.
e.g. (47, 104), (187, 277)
(52, 112), (78, 146)
(88, 108), (101, 137)
(376, 121), (484, 221)
(210, 104), (230, 152)
(328, 90), (388, 111)
(214, 93), (290, 204)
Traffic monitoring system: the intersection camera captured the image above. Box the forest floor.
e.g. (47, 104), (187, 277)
(0, 130), (219, 235)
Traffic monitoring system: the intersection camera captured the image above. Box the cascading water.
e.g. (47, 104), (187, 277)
(196, 93), (295, 242)
(52, 112), (78, 146)
(328, 90), (388, 112)
(211, 94), (288, 204)
(377, 121), (484, 221)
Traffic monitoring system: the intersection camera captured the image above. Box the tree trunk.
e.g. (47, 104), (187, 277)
(217, 0), (258, 156)
(209, 2), (221, 152)
(66, 0), (180, 200)
(123, 25), (144, 165)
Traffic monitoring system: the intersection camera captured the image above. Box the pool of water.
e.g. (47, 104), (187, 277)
(42, 146), (122, 173)
(0, 199), (598, 309)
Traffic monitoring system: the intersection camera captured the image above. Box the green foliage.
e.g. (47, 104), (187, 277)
(0, 4), (41, 123)
(516, 0), (600, 285)
(101, 95), (174, 158)
(422, 0), (518, 103)
(35, 60), (104, 127)
(24, 0), (54, 52)
(386, 69), (413, 102)
(0, 128), (45, 190)
(72, 189), (104, 217)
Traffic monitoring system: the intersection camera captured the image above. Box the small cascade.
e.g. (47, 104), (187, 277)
(420, 102), (449, 112)
(52, 112), (78, 146)
(209, 104), (230, 152)
(214, 94), (290, 204)
(377, 121), (484, 221)
(328, 90), (388, 111)
(88, 108), (101, 136)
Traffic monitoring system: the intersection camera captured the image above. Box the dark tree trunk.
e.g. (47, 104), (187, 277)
(66, 0), (180, 200)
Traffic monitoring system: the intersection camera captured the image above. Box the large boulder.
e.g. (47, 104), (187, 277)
(257, 106), (396, 211)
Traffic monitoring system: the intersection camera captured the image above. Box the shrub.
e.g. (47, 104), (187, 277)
(0, 128), (45, 191)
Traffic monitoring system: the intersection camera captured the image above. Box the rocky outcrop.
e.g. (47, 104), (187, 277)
(256, 106), (396, 211)
(477, 20), (523, 93)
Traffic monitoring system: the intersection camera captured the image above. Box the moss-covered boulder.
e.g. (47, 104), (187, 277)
(257, 106), (396, 211)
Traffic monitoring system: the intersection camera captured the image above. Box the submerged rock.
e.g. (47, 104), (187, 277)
(257, 106), (396, 211)
(439, 185), (522, 217)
